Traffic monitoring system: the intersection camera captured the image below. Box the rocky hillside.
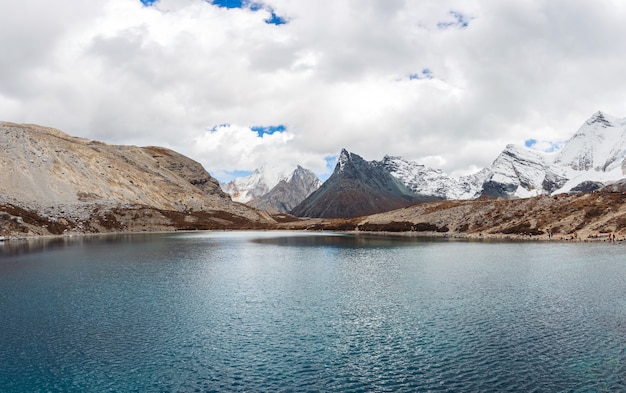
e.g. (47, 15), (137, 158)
(291, 149), (438, 218)
(279, 191), (626, 240)
(0, 122), (273, 237)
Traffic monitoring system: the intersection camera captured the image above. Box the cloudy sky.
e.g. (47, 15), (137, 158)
(2, 0), (626, 181)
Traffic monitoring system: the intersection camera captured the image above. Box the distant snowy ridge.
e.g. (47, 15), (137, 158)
(221, 165), (294, 204)
(249, 166), (322, 214)
(340, 111), (626, 201)
(379, 156), (489, 200)
(220, 165), (322, 213)
(221, 111), (626, 206)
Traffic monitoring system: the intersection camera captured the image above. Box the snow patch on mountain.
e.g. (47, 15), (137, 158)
(379, 156), (488, 200)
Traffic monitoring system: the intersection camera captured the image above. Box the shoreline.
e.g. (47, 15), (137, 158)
(1, 227), (623, 247)
(342, 230), (625, 243)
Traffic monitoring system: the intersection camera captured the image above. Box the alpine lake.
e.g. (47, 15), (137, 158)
(1, 231), (625, 392)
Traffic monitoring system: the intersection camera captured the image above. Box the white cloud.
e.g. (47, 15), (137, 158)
(2, 0), (626, 182)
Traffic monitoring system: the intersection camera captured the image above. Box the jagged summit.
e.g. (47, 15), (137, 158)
(337, 148), (354, 173)
(586, 111), (617, 127)
(291, 149), (436, 218)
(556, 112), (626, 172)
(221, 164), (294, 204)
(249, 165), (322, 214)
(221, 164), (321, 213)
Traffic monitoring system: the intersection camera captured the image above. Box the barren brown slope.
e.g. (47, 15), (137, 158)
(0, 121), (273, 236)
(279, 192), (626, 240)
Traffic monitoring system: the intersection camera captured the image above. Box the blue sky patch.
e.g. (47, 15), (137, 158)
(315, 155), (338, 181)
(226, 169), (254, 179)
(210, 0), (288, 24)
(212, 0), (245, 8)
(251, 124), (286, 137)
(140, 0), (157, 6)
(524, 139), (537, 148)
(325, 155), (338, 169)
(525, 139), (566, 153)
(409, 69), (433, 80)
(265, 10), (288, 25)
(437, 10), (470, 29)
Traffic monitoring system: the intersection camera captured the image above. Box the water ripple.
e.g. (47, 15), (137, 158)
(1, 233), (625, 391)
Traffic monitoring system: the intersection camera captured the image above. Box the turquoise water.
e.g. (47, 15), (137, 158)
(1, 232), (625, 392)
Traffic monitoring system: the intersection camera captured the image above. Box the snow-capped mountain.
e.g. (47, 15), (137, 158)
(249, 166), (322, 214)
(305, 111), (626, 206)
(481, 144), (566, 198)
(221, 164), (322, 213)
(224, 111), (626, 212)
(379, 156), (489, 200)
(556, 111), (626, 172)
(483, 111), (626, 198)
(221, 165), (295, 204)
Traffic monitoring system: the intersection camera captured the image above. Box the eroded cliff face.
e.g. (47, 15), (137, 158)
(0, 122), (273, 236)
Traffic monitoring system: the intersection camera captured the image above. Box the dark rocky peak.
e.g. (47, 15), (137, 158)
(336, 148), (355, 172)
(587, 111), (613, 127)
(335, 149), (370, 177)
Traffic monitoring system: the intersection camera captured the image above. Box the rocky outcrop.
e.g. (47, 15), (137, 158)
(601, 179), (626, 193)
(570, 181), (605, 193)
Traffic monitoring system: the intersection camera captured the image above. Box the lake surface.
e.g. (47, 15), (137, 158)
(1, 232), (625, 392)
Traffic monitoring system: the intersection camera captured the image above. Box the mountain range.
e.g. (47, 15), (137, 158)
(290, 150), (438, 218)
(282, 111), (626, 217)
(2, 113), (625, 239)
